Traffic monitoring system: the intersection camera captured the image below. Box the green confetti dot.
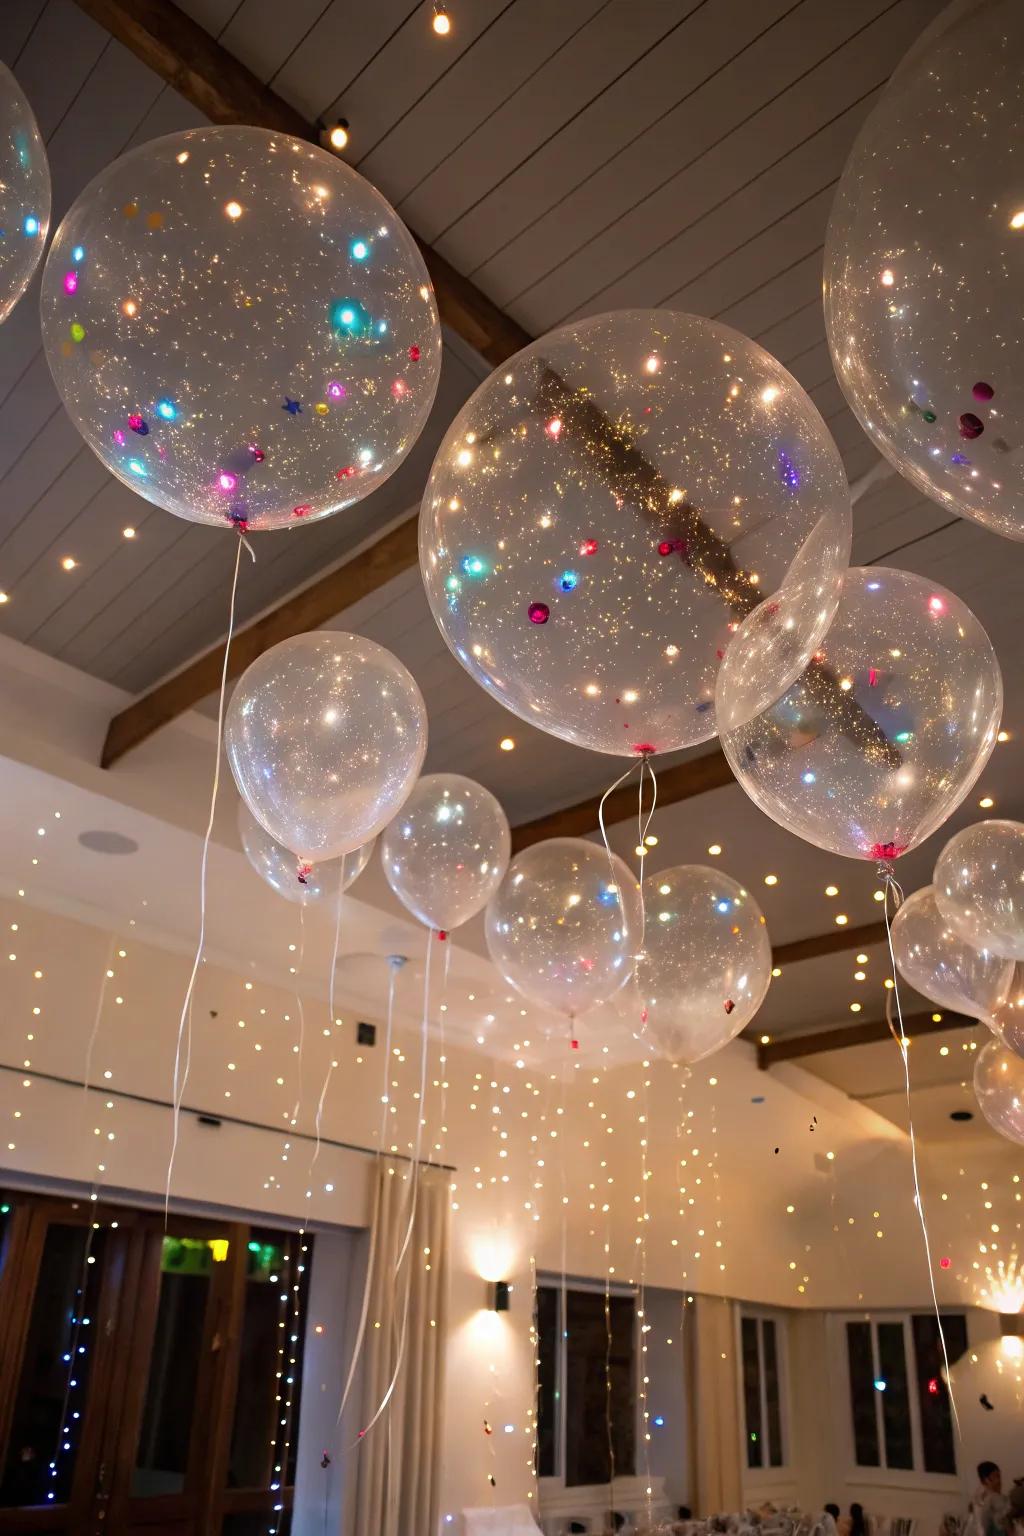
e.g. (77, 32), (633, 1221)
(69, 322), (85, 343)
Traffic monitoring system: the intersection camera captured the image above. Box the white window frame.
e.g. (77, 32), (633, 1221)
(832, 1311), (961, 1492)
(536, 1276), (640, 1497)
(737, 1308), (790, 1475)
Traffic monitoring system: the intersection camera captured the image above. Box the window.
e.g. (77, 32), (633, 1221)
(843, 1313), (967, 1477)
(536, 1282), (636, 1487)
(740, 1312), (786, 1469)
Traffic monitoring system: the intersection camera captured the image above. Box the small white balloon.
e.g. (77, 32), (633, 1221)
(0, 62), (49, 325)
(637, 865), (771, 1065)
(381, 772), (510, 932)
(890, 885), (1013, 1023)
(974, 1037), (1024, 1145)
(934, 819), (1024, 961)
(485, 838), (641, 1022)
(225, 631), (427, 864)
(238, 802), (373, 903)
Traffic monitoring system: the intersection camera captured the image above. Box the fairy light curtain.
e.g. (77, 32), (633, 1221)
(352, 1160), (450, 1536)
(684, 1295), (743, 1515)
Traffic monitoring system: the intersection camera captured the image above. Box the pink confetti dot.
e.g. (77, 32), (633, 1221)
(528, 602), (550, 625)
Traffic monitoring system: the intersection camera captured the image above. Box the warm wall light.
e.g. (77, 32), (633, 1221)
(491, 1280), (511, 1312)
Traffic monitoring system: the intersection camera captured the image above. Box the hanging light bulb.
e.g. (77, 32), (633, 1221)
(432, 5), (452, 34)
(320, 120), (350, 153)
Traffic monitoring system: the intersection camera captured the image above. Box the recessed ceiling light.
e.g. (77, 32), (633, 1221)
(499, 737), (515, 751)
(764, 874), (778, 886)
(850, 1002), (862, 1013)
(78, 830), (139, 856)
(998, 729), (1010, 743)
(224, 200), (243, 220)
(771, 966), (781, 978)
(322, 121), (350, 152)
(931, 1012), (942, 1023)
(873, 889), (885, 902)
(760, 1034), (770, 1045)
(854, 970), (866, 981)
(884, 978), (895, 990)
(835, 913), (848, 925)
(707, 844), (722, 856)
(644, 834), (658, 848)
(61, 556), (78, 571)
(979, 796), (994, 809)
(122, 526), (136, 539)
(0, 591), (9, 605)
(856, 953), (868, 964)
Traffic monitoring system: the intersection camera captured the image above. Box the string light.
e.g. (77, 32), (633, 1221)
(432, 5), (452, 34)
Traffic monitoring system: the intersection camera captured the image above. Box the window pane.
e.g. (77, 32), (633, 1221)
(741, 1317), (762, 1469)
(912, 1313), (966, 1475)
(132, 1234), (215, 1496)
(877, 1321), (913, 1470)
(762, 1319), (783, 1468)
(0, 1222), (107, 1509)
(846, 1321), (879, 1467)
(536, 1286), (558, 1479)
(564, 1290), (635, 1487)
(221, 1510), (291, 1535)
(228, 1231), (309, 1490)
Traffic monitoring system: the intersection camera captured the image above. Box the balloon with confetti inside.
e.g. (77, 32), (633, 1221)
(974, 1037), (1024, 1144)
(485, 838), (641, 1022)
(934, 819), (1024, 961)
(825, 0), (1024, 539)
(0, 62), (50, 325)
(420, 309), (851, 755)
(636, 865), (771, 1064)
(238, 802), (373, 903)
(719, 566), (1002, 861)
(381, 773), (510, 932)
(890, 885), (1012, 1024)
(225, 631), (427, 864)
(40, 126), (441, 530)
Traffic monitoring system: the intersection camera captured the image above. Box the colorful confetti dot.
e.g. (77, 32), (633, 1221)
(580, 538), (599, 556)
(972, 381), (994, 402)
(250, 445), (265, 463)
(128, 414), (148, 435)
(122, 203), (138, 219)
(63, 272), (78, 295)
(959, 412), (984, 440)
(69, 323), (85, 343)
(408, 344), (421, 362)
(146, 211), (164, 230)
(314, 402), (329, 416)
(528, 602), (550, 625)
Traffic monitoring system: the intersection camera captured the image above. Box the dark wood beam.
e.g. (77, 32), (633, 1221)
(771, 920), (887, 968)
(72, 0), (532, 369)
(757, 1009), (976, 1068)
(101, 517), (419, 766)
(509, 750), (733, 853)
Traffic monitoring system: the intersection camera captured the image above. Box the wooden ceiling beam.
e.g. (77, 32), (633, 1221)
(757, 1009), (976, 1068)
(71, 0), (532, 368)
(771, 919), (887, 968)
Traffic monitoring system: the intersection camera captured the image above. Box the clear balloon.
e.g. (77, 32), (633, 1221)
(41, 126), (441, 531)
(719, 565), (1002, 860)
(934, 818), (1024, 960)
(890, 885), (1012, 1023)
(238, 801), (373, 903)
(225, 631), (427, 864)
(0, 62), (49, 325)
(990, 964), (1024, 1059)
(974, 1037), (1024, 1144)
(381, 772), (510, 932)
(485, 838), (641, 1020)
(420, 309), (851, 755)
(825, 0), (1024, 540)
(636, 865), (771, 1064)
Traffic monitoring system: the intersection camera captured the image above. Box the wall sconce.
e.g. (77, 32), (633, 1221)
(490, 1280), (511, 1312)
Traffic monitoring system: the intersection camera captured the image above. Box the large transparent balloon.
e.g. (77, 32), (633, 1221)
(41, 126), (441, 531)
(225, 631), (427, 865)
(719, 566), (1002, 860)
(485, 838), (641, 1021)
(934, 819), (1024, 960)
(636, 866), (771, 1065)
(0, 62), (49, 324)
(238, 802), (373, 903)
(825, 0), (1024, 540)
(381, 772), (510, 932)
(420, 309), (851, 755)
(890, 885), (1012, 1023)
(974, 1037), (1024, 1144)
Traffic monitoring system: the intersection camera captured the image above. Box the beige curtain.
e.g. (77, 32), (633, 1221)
(683, 1294), (743, 1515)
(352, 1160), (450, 1536)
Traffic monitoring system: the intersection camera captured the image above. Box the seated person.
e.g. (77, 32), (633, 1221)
(973, 1462), (1012, 1536)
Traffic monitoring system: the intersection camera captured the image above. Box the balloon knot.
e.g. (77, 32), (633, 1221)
(437, 929), (448, 941)
(297, 862), (313, 886)
(632, 743), (656, 756)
